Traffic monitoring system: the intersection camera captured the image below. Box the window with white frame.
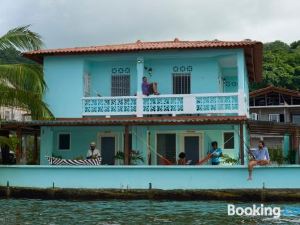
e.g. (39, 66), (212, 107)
(58, 133), (71, 150)
(111, 75), (130, 96)
(83, 73), (91, 97)
(4, 110), (10, 120)
(173, 73), (191, 94)
(223, 132), (234, 149)
(269, 114), (280, 122)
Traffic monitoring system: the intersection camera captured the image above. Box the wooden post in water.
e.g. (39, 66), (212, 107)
(124, 125), (130, 165)
(240, 123), (244, 165)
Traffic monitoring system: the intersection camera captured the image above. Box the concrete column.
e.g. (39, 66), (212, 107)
(124, 125), (130, 165)
(136, 57), (144, 96)
(237, 51), (246, 116)
(239, 123), (245, 165)
(136, 57), (144, 117)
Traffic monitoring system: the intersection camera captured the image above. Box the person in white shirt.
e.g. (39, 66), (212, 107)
(86, 142), (101, 159)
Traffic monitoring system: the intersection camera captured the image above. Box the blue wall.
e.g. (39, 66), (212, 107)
(44, 56), (84, 117)
(43, 49), (247, 118)
(40, 124), (241, 165)
(1, 165), (300, 189)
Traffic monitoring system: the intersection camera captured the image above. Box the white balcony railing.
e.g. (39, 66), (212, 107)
(82, 93), (239, 116)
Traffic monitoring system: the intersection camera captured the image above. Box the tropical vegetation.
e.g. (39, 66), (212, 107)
(0, 25), (53, 119)
(250, 40), (300, 91)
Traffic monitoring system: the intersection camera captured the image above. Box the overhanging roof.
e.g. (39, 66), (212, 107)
(23, 39), (263, 82)
(0, 116), (247, 129)
(248, 120), (300, 135)
(250, 85), (300, 98)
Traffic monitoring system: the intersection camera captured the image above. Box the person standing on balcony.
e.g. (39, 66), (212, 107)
(142, 76), (159, 95)
(86, 142), (101, 159)
(247, 140), (270, 180)
(207, 141), (223, 165)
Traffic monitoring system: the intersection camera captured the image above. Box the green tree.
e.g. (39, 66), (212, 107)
(251, 40), (300, 91)
(0, 25), (53, 119)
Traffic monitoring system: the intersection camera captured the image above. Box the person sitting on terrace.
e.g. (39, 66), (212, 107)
(86, 142), (101, 159)
(142, 76), (159, 95)
(207, 141), (223, 165)
(177, 152), (187, 165)
(247, 140), (270, 181)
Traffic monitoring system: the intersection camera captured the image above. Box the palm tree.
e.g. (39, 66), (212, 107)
(0, 25), (53, 119)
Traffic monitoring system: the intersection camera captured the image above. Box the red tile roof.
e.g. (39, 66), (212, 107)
(23, 39), (263, 82)
(250, 85), (300, 97)
(1, 115), (247, 127)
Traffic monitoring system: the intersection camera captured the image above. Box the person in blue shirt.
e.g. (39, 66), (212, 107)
(247, 140), (270, 180)
(207, 141), (223, 165)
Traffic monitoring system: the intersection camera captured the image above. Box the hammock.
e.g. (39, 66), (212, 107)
(46, 156), (102, 166)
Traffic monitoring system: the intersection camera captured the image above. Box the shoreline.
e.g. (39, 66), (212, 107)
(1, 187), (300, 202)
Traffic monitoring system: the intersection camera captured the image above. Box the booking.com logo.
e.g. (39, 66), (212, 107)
(228, 204), (281, 218)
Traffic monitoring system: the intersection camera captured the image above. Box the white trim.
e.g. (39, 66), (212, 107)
(57, 132), (71, 151)
(250, 134), (284, 138)
(154, 130), (205, 165)
(268, 114), (280, 122)
(222, 131), (235, 150)
(250, 105), (300, 109)
(82, 92), (240, 117)
(179, 133), (204, 161)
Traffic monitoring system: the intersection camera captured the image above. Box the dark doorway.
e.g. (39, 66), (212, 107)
(101, 136), (116, 165)
(184, 136), (199, 165)
(156, 134), (176, 165)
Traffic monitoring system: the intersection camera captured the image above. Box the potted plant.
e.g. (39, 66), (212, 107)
(114, 150), (144, 165)
(221, 154), (239, 165)
(268, 147), (284, 165)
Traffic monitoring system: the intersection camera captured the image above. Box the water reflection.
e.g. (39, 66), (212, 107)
(0, 199), (299, 225)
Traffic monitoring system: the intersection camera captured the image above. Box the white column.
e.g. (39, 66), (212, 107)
(183, 95), (196, 114)
(237, 51), (246, 116)
(136, 57), (144, 117)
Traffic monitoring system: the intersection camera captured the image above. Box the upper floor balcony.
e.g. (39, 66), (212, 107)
(32, 40), (262, 118)
(82, 93), (240, 117)
(81, 53), (248, 117)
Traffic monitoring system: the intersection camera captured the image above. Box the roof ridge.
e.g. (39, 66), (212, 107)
(24, 39), (260, 54)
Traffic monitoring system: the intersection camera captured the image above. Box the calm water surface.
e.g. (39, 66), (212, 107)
(0, 199), (299, 225)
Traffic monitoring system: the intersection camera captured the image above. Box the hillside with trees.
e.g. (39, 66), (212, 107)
(1, 39), (300, 92)
(251, 40), (300, 91)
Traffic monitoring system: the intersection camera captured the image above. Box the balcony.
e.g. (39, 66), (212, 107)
(82, 93), (239, 117)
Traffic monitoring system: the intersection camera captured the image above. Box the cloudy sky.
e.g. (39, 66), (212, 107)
(0, 0), (299, 49)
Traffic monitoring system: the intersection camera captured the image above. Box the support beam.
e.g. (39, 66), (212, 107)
(16, 128), (22, 164)
(33, 133), (38, 164)
(124, 125), (130, 165)
(0, 130), (10, 164)
(136, 57), (144, 117)
(240, 123), (245, 165)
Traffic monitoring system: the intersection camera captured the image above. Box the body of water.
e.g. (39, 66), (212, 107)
(0, 199), (300, 225)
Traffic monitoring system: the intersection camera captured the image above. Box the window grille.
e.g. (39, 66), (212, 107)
(83, 73), (91, 97)
(111, 75), (130, 96)
(173, 73), (191, 94)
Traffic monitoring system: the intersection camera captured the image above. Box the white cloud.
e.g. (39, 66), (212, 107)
(0, 0), (299, 48)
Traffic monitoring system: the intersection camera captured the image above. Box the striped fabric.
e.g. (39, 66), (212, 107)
(46, 156), (101, 166)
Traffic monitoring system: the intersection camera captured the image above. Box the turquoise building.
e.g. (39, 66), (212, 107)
(23, 39), (263, 166)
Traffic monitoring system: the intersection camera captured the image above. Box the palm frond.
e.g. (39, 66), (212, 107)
(0, 136), (14, 149)
(0, 25), (43, 51)
(0, 83), (53, 119)
(0, 63), (46, 93)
